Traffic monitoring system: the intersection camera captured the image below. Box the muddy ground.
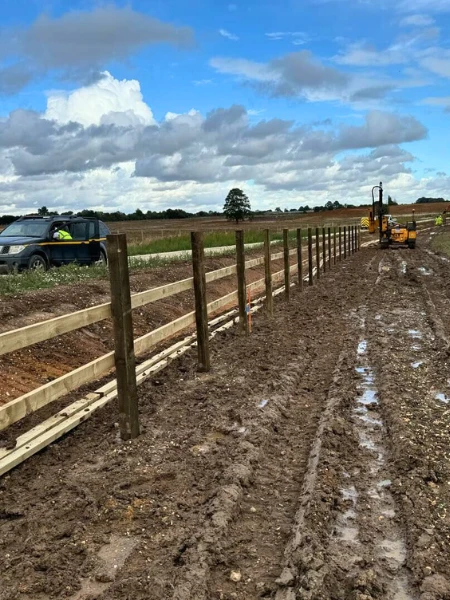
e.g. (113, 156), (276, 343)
(1, 230), (450, 600)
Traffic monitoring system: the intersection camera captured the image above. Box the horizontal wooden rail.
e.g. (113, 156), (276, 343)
(0, 231), (349, 431)
(0, 247), (285, 357)
(0, 352), (115, 431)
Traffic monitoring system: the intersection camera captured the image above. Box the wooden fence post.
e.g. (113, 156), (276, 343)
(191, 232), (210, 372)
(315, 228), (321, 279)
(236, 230), (248, 334)
(344, 226), (347, 259)
(107, 234), (140, 441)
(328, 227), (331, 269)
(322, 228), (326, 273)
(351, 226), (355, 254)
(358, 226), (361, 251)
(308, 228), (313, 286)
(297, 228), (303, 291)
(338, 227), (342, 261)
(333, 227), (337, 265)
(264, 229), (273, 316)
(350, 226), (354, 255)
(283, 228), (290, 301)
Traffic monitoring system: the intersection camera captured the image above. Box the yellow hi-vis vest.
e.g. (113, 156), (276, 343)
(58, 230), (73, 240)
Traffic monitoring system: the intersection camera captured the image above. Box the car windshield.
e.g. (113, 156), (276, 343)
(0, 221), (49, 238)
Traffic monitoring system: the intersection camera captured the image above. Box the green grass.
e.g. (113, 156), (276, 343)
(0, 257), (173, 297)
(0, 231), (305, 297)
(0, 246), (250, 297)
(430, 230), (450, 257)
(127, 229), (304, 256)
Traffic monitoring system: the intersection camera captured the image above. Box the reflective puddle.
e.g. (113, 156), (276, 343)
(339, 332), (414, 598)
(408, 329), (422, 339)
(411, 361), (423, 369)
(435, 392), (449, 404)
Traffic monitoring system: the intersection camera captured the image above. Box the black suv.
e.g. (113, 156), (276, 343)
(0, 216), (110, 273)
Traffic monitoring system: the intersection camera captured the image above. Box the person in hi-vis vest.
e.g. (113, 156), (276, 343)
(52, 226), (73, 240)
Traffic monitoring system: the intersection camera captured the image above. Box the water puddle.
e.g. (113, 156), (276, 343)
(400, 261), (407, 275)
(411, 361), (423, 369)
(358, 387), (378, 405)
(336, 486), (359, 542)
(357, 340), (367, 355)
(418, 267), (433, 276)
(259, 399), (269, 408)
(345, 331), (413, 598)
(435, 392), (449, 404)
(408, 329), (422, 339)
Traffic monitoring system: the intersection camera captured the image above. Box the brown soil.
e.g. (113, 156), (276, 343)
(1, 229), (450, 600)
(0, 252), (288, 404)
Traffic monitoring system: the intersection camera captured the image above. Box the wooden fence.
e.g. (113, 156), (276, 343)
(0, 225), (361, 476)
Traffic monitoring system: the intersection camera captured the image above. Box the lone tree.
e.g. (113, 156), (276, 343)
(223, 188), (251, 224)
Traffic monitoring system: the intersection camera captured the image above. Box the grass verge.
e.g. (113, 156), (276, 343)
(0, 256), (173, 297)
(127, 229), (302, 256)
(0, 245), (252, 297)
(430, 229), (450, 257)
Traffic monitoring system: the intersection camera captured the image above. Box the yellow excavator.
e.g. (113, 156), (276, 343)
(368, 182), (417, 249)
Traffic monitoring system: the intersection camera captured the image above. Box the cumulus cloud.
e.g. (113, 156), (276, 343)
(0, 64), (34, 95)
(0, 70), (432, 213)
(45, 72), (156, 127)
(0, 6), (194, 93)
(0, 85), (427, 190)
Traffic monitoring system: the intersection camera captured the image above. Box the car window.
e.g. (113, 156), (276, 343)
(99, 222), (110, 237)
(87, 221), (96, 239)
(0, 221), (49, 237)
(70, 222), (88, 241)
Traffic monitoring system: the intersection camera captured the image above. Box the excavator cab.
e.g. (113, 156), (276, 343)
(374, 183), (416, 249)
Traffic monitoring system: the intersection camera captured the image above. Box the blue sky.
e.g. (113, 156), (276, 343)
(0, 0), (450, 214)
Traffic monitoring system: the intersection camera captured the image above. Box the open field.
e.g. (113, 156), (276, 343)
(111, 203), (440, 246)
(0, 224), (450, 600)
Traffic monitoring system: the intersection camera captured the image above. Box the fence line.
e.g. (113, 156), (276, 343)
(0, 225), (362, 476)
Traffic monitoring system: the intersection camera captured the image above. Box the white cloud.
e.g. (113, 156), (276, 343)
(397, 0), (450, 12)
(219, 29), (239, 41)
(400, 14), (435, 26)
(45, 72), (156, 127)
(266, 32), (310, 45)
(0, 6), (194, 94)
(210, 57), (275, 81)
(422, 95), (450, 109)
(419, 49), (450, 77)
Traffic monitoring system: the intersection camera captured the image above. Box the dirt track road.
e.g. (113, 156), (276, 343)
(1, 231), (450, 600)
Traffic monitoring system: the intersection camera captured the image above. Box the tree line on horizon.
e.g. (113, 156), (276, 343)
(0, 192), (448, 226)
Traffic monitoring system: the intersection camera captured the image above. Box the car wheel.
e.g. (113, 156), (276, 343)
(28, 254), (48, 271)
(95, 251), (107, 266)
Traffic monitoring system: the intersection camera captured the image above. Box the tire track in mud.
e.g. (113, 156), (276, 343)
(274, 255), (419, 600)
(365, 248), (450, 599)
